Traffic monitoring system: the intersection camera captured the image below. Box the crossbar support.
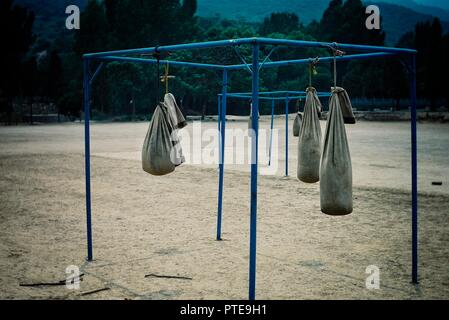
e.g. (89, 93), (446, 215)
(410, 54), (418, 284)
(217, 70), (228, 241)
(285, 95), (289, 177)
(84, 58), (93, 262)
(249, 44), (260, 300)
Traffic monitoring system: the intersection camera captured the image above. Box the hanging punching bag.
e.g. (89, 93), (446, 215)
(163, 93), (187, 167)
(320, 87), (354, 215)
(164, 93), (187, 129)
(142, 103), (176, 176)
(297, 87), (322, 183)
(142, 94), (187, 175)
(293, 112), (303, 137)
(332, 87), (355, 124)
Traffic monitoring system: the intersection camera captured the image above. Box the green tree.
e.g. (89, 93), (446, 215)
(44, 50), (64, 101)
(406, 18), (446, 110)
(74, 0), (110, 55)
(259, 13), (300, 36)
(181, 0), (197, 19)
(318, 0), (387, 97)
(0, 0), (35, 124)
(443, 33), (449, 108)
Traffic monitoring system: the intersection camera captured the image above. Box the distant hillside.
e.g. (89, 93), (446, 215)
(374, 2), (449, 44)
(197, 0), (449, 44)
(390, 0), (449, 20)
(415, 0), (449, 11)
(197, 0), (330, 23)
(12, 0), (449, 48)
(197, 0), (449, 23)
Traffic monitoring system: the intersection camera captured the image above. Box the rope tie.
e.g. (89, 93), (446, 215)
(328, 44), (345, 89)
(333, 53), (337, 88)
(161, 61), (176, 94)
(153, 46), (161, 104)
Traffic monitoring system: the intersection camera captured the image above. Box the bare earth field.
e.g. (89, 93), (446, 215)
(0, 117), (448, 300)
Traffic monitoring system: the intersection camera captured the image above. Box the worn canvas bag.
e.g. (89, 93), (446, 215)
(297, 87), (322, 183)
(320, 87), (354, 215)
(163, 93), (186, 166)
(142, 103), (176, 176)
(293, 112), (303, 137)
(142, 94), (187, 176)
(164, 93), (187, 129)
(332, 87), (355, 124)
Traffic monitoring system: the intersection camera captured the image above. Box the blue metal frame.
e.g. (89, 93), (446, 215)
(83, 59), (93, 262)
(82, 37), (419, 300)
(249, 44), (260, 300)
(285, 94), (289, 177)
(219, 91), (330, 100)
(269, 99), (275, 167)
(217, 70), (228, 241)
(410, 55), (418, 284)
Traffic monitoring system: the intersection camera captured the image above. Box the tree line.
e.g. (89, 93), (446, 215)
(1, 0), (449, 124)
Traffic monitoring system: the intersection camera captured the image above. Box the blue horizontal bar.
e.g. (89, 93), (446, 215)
(233, 90), (305, 96)
(98, 56), (225, 70)
(228, 90), (331, 96)
(227, 52), (397, 70)
(84, 38), (257, 59)
(224, 95), (304, 101)
(84, 37), (415, 61)
(220, 92), (331, 100)
(254, 38), (416, 54)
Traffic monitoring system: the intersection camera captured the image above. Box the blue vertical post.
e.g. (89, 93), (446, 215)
(268, 99), (275, 166)
(285, 95), (289, 176)
(410, 54), (418, 284)
(249, 43), (259, 301)
(217, 70), (228, 241)
(218, 95), (221, 133)
(83, 58), (93, 261)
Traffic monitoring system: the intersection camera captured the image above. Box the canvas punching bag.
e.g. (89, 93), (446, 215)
(142, 103), (176, 176)
(142, 94), (187, 176)
(293, 112), (302, 137)
(320, 87), (355, 215)
(297, 87), (322, 183)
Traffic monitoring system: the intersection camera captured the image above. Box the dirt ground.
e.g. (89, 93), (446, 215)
(0, 117), (448, 300)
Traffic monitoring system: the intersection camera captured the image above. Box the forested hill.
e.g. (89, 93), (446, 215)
(13, 0), (449, 45)
(195, 0), (449, 44)
(14, 0), (87, 50)
(374, 2), (449, 44)
(197, 0), (329, 23)
(196, 0), (449, 23)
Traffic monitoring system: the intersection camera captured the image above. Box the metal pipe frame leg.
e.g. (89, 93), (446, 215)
(84, 58), (93, 262)
(217, 70), (228, 241)
(285, 96), (289, 177)
(249, 44), (260, 300)
(218, 96), (221, 134)
(268, 99), (275, 166)
(410, 54), (418, 284)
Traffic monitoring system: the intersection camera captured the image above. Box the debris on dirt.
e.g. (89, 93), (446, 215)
(19, 274), (84, 287)
(80, 287), (110, 296)
(144, 273), (192, 281)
